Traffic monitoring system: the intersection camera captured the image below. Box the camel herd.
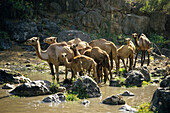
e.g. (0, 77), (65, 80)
(25, 33), (151, 83)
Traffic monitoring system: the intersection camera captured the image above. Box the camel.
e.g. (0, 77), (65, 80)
(25, 37), (75, 82)
(117, 45), (134, 71)
(43, 37), (67, 46)
(70, 44), (81, 56)
(83, 47), (112, 83)
(125, 38), (136, 66)
(89, 39), (119, 73)
(132, 33), (151, 67)
(67, 38), (90, 50)
(60, 53), (98, 82)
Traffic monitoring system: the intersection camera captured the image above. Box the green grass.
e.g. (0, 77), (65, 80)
(65, 93), (79, 101)
(137, 102), (154, 113)
(50, 82), (60, 93)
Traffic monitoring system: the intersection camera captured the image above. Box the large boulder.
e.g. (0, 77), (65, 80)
(150, 12), (167, 32)
(10, 80), (51, 96)
(49, 2), (62, 14)
(9, 21), (39, 42)
(122, 14), (150, 34)
(150, 75), (170, 113)
(125, 70), (144, 87)
(0, 68), (31, 84)
(102, 95), (125, 105)
(71, 76), (101, 98)
(140, 66), (151, 82)
(0, 39), (12, 50)
(42, 92), (66, 103)
(57, 30), (91, 42)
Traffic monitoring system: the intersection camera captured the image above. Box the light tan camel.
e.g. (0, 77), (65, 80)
(67, 38), (90, 50)
(61, 53), (98, 82)
(125, 38), (136, 66)
(43, 37), (67, 46)
(25, 37), (74, 82)
(83, 47), (112, 83)
(132, 33), (151, 67)
(89, 39), (119, 73)
(117, 45), (134, 71)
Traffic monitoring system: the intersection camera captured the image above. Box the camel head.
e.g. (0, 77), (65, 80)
(70, 44), (78, 50)
(61, 53), (67, 58)
(43, 37), (57, 44)
(25, 37), (40, 46)
(125, 38), (131, 44)
(132, 33), (138, 39)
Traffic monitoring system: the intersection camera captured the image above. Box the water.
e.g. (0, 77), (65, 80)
(0, 72), (158, 113)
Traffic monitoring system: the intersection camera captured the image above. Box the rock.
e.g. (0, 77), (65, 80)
(10, 21), (39, 42)
(160, 75), (170, 87)
(81, 11), (103, 30)
(81, 100), (90, 106)
(125, 70), (144, 87)
(150, 87), (170, 113)
(120, 90), (134, 96)
(161, 48), (170, 58)
(10, 80), (51, 96)
(152, 79), (160, 83)
(150, 75), (170, 113)
(71, 76), (101, 98)
(57, 87), (66, 93)
(49, 2), (62, 14)
(119, 104), (137, 113)
(0, 39), (12, 50)
(140, 66), (151, 82)
(0, 68), (31, 84)
(57, 30), (91, 42)
(150, 12), (167, 32)
(42, 92), (66, 103)
(2, 83), (15, 89)
(102, 95), (125, 105)
(42, 18), (61, 34)
(122, 14), (150, 34)
(109, 79), (121, 87)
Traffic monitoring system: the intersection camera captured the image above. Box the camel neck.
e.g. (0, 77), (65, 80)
(134, 37), (139, 47)
(34, 41), (48, 61)
(64, 58), (72, 68)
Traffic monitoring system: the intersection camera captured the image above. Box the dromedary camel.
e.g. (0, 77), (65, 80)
(117, 45), (134, 71)
(132, 33), (151, 67)
(43, 37), (67, 46)
(60, 53), (98, 82)
(89, 39), (119, 73)
(25, 37), (74, 82)
(125, 38), (136, 66)
(67, 38), (90, 50)
(83, 46), (112, 83)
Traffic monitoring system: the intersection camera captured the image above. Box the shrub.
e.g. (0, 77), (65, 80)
(65, 93), (79, 101)
(137, 102), (154, 113)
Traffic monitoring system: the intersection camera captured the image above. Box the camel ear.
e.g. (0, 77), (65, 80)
(36, 37), (40, 40)
(76, 44), (78, 47)
(54, 37), (57, 40)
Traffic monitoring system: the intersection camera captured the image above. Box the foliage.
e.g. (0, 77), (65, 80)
(65, 93), (79, 101)
(149, 33), (166, 48)
(0, 31), (9, 40)
(142, 81), (149, 86)
(137, 102), (154, 113)
(115, 76), (126, 85)
(50, 82), (60, 93)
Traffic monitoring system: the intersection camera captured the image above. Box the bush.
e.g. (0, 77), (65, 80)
(65, 93), (79, 101)
(137, 102), (154, 113)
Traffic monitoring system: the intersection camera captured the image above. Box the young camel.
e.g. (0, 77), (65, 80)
(60, 53), (98, 82)
(89, 39), (119, 73)
(43, 37), (67, 46)
(117, 45), (134, 71)
(67, 38), (90, 50)
(83, 47), (112, 83)
(25, 37), (74, 82)
(132, 33), (151, 67)
(125, 38), (136, 66)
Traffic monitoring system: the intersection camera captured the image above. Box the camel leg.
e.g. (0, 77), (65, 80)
(141, 51), (145, 66)
(55, 65), (59, 83)
(121, 59), (127, 71)
(103, 67), (109, 83)
(114, 57), (119, 74)
(109, 52), (113, 69)
(108, 65), (112, 80)
(134, 50), (139, 68)
(143, 50), (146, 65)
(49, 63), (54, 76)
(129, 56), (133, 70)
(126, 58), (129, 67)
(93, 65), (98, 83)
(97, 65), (102, 82)
(65, 66), (68, 79)
(147, 50), (150, 66)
